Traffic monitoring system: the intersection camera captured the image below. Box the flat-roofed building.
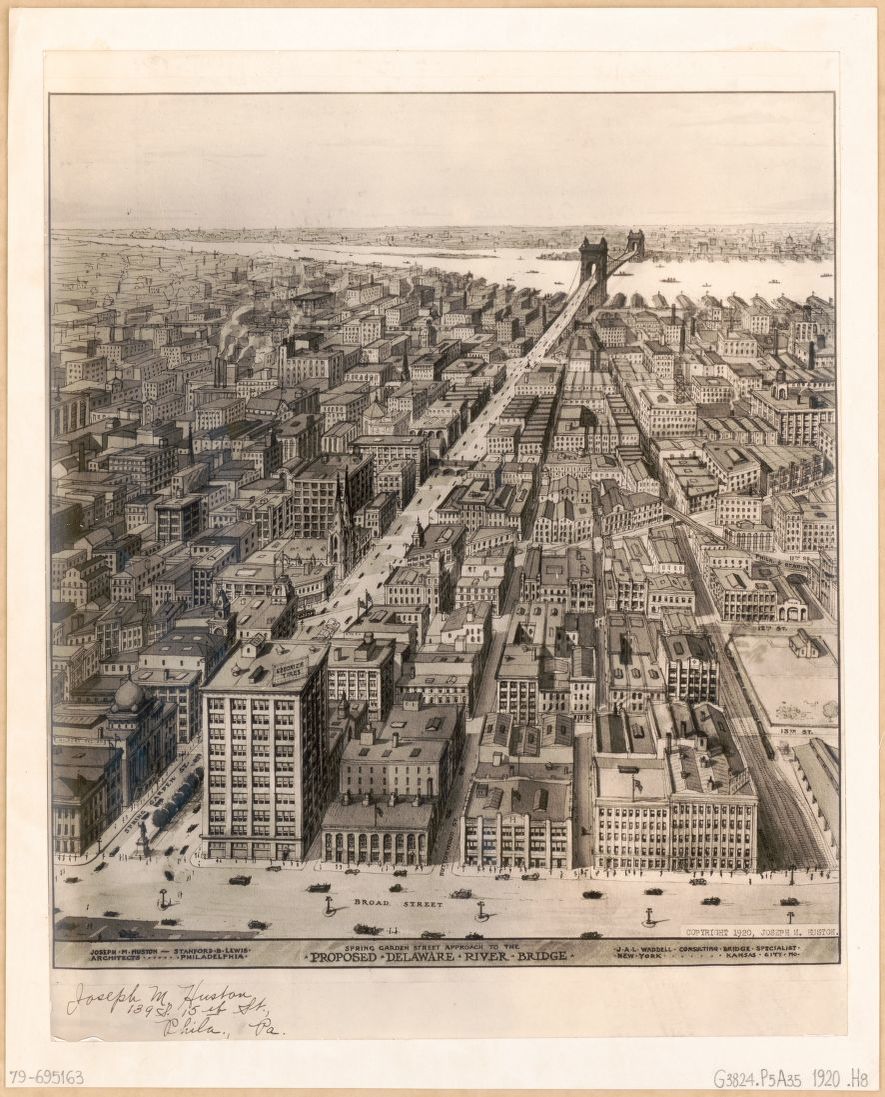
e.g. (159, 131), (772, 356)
(52, 742), (123, 856)
(327, 634), (396, 722)
(202, 637), (330, 862)
(460, 777), (573, 870)
(605, 613), (668, 714)
(355, 434), (429, 484)
(658, 631), (719, 703)
(592, 703), (757, 872)
(748, 386), (836, 448)
(708, 568), (778, 623)
(771, 490), (837, 553)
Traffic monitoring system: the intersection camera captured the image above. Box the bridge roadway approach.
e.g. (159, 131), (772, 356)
(526, 246), (636, 362)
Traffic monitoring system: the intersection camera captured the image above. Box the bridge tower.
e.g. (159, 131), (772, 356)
(579, 236), (608, 307)
(626, 228), (646, 261)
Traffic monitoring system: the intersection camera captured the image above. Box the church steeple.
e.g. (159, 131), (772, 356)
(330, 473), (354, 582)
(342, 467), (353, 522)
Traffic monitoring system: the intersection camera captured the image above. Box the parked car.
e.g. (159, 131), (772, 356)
(420, 931), (445, 940)
(580, 931), (603, 940)
(160, 918), (179, 926)
(354, 924), (382, 936)
(64, 877), (80, 884)
(393, 869), (408, 878)
(450, 889), (472, 899)
(179, 845), (189, 856)
(164, 869), (175, 882)
(494, 873), (510, 881)
(191, 804), (200, 814)
(780, 897), (800, 906)
(689, 877), (708, 886)
(248, 920), (269, 931)
(93, 861), (107, 873)
(266, 865), (282, 872)
(103, 910), (120, 918)
(108, 846), (120, 858)
(644, 888), (663, 896)
(118, 928), (140, 940)
(701, 896), (722, 906)
(228, 875), (251, 886)
(582, 890), (604, 900)
(465, 932), (484, 940)
(389, 884), (404, 893)
(187, 823), (198, 833)
(522, 872), (540, 881)
(164, 846), (175, 857)
(308, 883), (331, 893)
(345, 868), (359, 875)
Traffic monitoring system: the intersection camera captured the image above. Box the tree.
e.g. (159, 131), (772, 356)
(152, 807), (170, 829)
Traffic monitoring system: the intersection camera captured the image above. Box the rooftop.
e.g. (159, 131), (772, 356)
(205, 638), (328, 694)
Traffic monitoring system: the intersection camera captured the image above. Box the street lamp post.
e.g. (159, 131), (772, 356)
(159, 888), (167, 910)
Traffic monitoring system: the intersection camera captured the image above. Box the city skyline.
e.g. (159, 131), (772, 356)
(50, 92), (834, 229)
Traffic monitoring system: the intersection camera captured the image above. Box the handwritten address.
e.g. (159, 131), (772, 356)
(64, 981), (284, 1039)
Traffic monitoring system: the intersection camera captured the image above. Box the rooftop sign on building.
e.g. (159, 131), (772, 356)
(272, 658), (308, 687)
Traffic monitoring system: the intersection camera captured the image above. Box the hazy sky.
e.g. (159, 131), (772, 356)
(50, 92), (834, 229)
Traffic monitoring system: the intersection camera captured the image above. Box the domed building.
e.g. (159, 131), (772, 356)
(106, 674), (177, 806)
(112, 678), (146, 712)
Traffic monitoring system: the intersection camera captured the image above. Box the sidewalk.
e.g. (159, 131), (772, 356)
(188, 852), (435, 876)
(448, 862), (838, 884)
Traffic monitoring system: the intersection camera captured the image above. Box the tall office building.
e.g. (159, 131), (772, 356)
(202, 637), (330, 861)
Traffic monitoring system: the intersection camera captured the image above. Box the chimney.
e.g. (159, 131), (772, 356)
(391, 732), (399, 749)
(362, 793), (371, 807)
(413, 793), (421, 807)
(341, 789), (351, 805)
(680, 721), (687, 736)
(388, 791), (397, 807)
(666, 732), (673, 755)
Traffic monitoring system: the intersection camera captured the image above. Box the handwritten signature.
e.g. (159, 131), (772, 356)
(64, 981), (283, 1039)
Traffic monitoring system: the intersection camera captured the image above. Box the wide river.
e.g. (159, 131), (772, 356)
(60, 234), (835, 308)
